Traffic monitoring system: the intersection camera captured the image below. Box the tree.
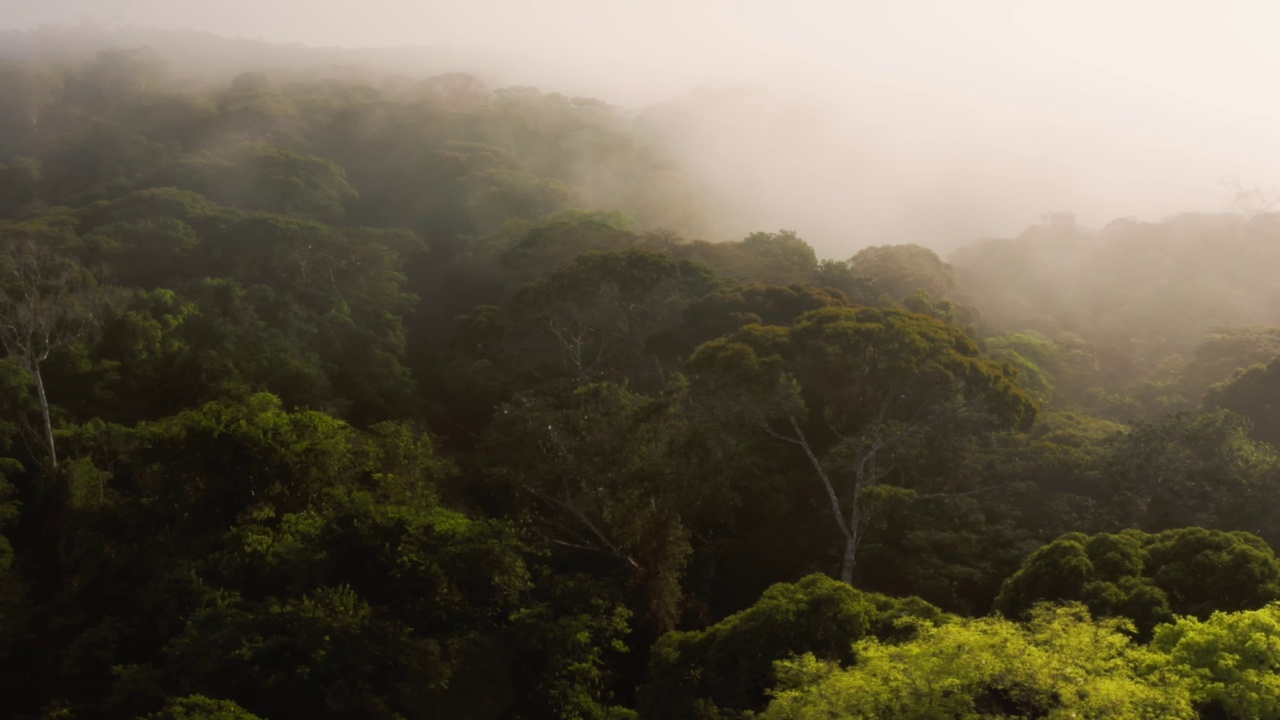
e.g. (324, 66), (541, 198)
(79, 48), (167, 106)
(143, 145), (357, 223)
(1184, 326), (1280, 400)
(411, 72), (489, 107)
(0, 61), (64, 135)
(848, 243), (959, 302)
(498, 210), (639, 283)
(673, 230), (817, 286)
(761, 604), (1196, 720)
(985, 330), (1099, 407)
(687, 306), (1035, 583)
(1219, 175), (1280, 219)
(985, 333), (1059, 406)
(236, 145), (357, 222)
(811, 259), (883, 306)
(0, 234), (106, 470)
(1091, 410), (1280, 538)
(484, 381), (706, 631)
(648, 282), (849, 365)
(508, 250), (718, 385)
(1205, 356), (1280, 447)
(214, 83), (298, 142)
(994, 528), (1280, 636)
(163, 585), (418, 719)
(86, 217), (198, 289)
(638, 574), (946, 719)
(47, 396), (551, 718)
(0, 158), (44, 217)
(142, 695), (264, 720)
(1150, 603), (1280, 720)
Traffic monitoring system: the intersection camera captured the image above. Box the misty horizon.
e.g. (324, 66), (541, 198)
(5, 2), (1280, 256)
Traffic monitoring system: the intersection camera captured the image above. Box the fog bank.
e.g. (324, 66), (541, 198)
(6, 1), (1280, 256)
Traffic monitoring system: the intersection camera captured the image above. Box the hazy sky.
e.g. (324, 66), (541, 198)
(5, 0), (1280, 254)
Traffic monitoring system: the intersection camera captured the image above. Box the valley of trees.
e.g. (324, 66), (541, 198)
(6, 30), (1280, 719)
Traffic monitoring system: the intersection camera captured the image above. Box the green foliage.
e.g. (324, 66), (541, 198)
(850, 243), (959, 302)
(672, 230), (817, 286)
(484, 381), (710, 631)
(900, 288), (980, 331)
(995, 528), (1280, 636)
(164, 585), (415, 719)
(762, 604), (1196, 720)
(14, 29), (1280, 720)
(141, 695), (264, 719)
(0, 157), (44, 216)
(686, 305), (1036, 583)
(1093, 410), (1280, 538)
(506, 572), (636, 720)
(811, 259), (883, 305)
(985, 331), (1100, 407)
(1028, 409), (1126, 448)
(1149, 603), (1280, 720)
(497, 212), (642, 282)
(148, 144), (358, 223)
(36, 394), (598, 718)
(0, 60), (63, 141)
(690, 305), (1036, 435)
(1206, 355), (1280, 447)
(1185, 326), (1280, 403)
(509, 249), (719, 384)
(649, 282), (849, 364)
(639, 574), (947, 719)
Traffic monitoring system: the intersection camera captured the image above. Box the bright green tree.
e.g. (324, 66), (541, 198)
(763, 604), (1194, 720)
(1149, 603), (1280, 720)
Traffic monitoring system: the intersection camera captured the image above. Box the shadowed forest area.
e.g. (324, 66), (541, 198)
(6, 28), (1280, 720)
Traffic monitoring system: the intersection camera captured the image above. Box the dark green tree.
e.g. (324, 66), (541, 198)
(1205, 355), (1280, 447)
(639, 574), (946, 719)
(687, 306), (1035, 583)
(0, 232), (107, 470)
(995, 528), (1280, 636)
(849, 243), (959, 302)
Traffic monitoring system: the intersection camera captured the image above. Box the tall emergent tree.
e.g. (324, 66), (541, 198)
(0, 234), (104, 470)
(687, 306), (1035, 583)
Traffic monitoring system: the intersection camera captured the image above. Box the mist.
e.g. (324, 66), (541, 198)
(6, 1), (1280, 257)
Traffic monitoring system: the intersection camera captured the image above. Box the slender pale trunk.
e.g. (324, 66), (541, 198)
(652, 355), (667, 387)
(842, 457), (868, 585)
(785, 414), (864, 584)
(840, 528), (858, 584)
(32, 361), (57, 471)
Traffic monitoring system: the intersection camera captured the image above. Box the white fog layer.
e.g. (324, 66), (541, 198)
(4, 0), (1279, 255)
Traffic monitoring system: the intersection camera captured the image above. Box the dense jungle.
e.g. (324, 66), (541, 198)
(4, 27), (1280, 720)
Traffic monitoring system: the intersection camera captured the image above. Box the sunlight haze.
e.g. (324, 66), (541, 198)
(4, 0), (1279, 254)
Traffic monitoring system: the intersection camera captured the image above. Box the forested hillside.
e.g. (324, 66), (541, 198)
(4, 33), (1280, 720)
